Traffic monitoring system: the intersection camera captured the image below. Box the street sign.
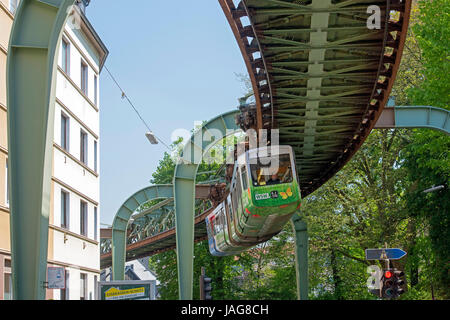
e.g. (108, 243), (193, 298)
(365, 248), (407, 260)
(47, 267), (65, 289)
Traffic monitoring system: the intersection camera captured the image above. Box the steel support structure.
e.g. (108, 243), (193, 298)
(173, 110), (240, 300)
(7, 0), (76, 300)
(111, 185), (174, 280)
(376, 106), (450, 135)
(291, 213), (308, 300)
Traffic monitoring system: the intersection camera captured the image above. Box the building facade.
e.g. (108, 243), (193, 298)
(0, 0), (108, 300)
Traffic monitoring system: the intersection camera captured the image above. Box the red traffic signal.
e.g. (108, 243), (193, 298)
(384, 270), (393, 279)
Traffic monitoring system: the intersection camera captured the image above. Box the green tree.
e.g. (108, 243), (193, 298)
(400, 0), (450, 299)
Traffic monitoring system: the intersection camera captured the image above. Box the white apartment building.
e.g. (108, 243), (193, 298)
(0, 0), (108, 300)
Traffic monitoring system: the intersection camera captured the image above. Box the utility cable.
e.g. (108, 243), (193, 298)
(104, 65), (172, 151)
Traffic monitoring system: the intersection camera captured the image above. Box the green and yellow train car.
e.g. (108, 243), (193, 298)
(206, 146), (301, 256)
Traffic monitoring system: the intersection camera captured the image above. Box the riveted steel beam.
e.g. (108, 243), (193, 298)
(375, 106), (450, 135)
(173, 110), (241, 300)
(7, 0), (76, 300)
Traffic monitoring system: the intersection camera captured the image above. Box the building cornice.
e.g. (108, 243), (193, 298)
(56, 98), (99, 140)
(58, 66), (99, 112)
(47, 258), (101, 274)
(0, 1), (14, 20)
(0, 43), (7, 55)
(49, 224), (99, 246)
(52, 176), (99, 207)
(0, 205), (9, 214)
(62, 30), (100, 76)
(54, 143), (99, 178)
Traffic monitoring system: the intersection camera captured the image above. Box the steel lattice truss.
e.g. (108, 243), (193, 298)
(100, 197), (214, 267)
(220, 0), (411, 197)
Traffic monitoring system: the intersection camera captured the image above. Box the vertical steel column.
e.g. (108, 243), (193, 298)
(173, 164), (197, 300)
(6, 0), (74, 300)
(291, 214), (309, 300)
(173, 111), (240, 300)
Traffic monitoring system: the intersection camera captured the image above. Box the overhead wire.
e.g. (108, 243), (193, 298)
(103, 65), (172, 151)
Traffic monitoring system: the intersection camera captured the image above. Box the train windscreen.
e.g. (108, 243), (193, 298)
(250, 153), (293, 187)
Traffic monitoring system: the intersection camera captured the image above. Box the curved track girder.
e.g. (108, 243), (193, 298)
(220, 0), (412, 197)
(173, 110), (241, 300)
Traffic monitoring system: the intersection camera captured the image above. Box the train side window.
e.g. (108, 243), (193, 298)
(227, 200), (233, 221)
(241, 166), (248, 190)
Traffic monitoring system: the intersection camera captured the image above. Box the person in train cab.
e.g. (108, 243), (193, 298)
(266, 173), (281, 185)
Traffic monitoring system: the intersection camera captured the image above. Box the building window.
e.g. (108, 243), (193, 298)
(94, 275), (98, 300)
(94, 207), (98, 241)
(61, 190), (70, 229)
(4, 273), (12, 300)
(80, 273), (87, 300)
(9, 0), (19, 15)
(81, 61), (88, 95)
(60, 270), (69, 300)
(61, 113), (70, 151)
(94, 74), (98, 106)
(80, 201), (87, 236)
(5, 160), (9, 207)
(4, 259), (12, 300)
(61, 38), (70, 75)
(80, 130), (88, 165)
(94, 140), (98, 173)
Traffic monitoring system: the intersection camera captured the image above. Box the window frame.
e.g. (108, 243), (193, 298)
(80, 273), (87, 300)
(60, 270), (69, 300)
(5, 159), (9, 208)
(93, 140), (98, 173)
(80, 60), (88, 96)
(93, 74), (98, 106)
(61, 37), (70, 75)
(80, 130), (88, 165)
(94, 207), (98, 241)
(61, 190), (70, 230)
(80, 200), (88, 237)
(61, 112), (70, 151)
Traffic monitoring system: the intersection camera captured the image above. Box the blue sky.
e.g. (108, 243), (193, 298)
(86, 1), (248, 224)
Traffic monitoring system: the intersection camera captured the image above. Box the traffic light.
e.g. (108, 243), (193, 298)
(393, 269), (405, 296)
(381, 268), (406, 299)
(203, 276), (212, 300)
(200, 268), (213, 300)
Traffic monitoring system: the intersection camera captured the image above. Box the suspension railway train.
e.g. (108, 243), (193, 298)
(205, 146), (301, 256)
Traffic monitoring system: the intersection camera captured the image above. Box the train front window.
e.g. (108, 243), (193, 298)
(250, 153), (293, 187)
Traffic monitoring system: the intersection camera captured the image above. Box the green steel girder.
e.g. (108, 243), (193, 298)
(173, 110), (241, 300)
(291, 213), (308, 300)
(112, 184), (174, 280)
(221, 0), (412, 197)
(7, 0), (76, 300)
(375, 106), (450, 135)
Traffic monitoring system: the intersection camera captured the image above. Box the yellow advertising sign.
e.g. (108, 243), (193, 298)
(104, 287), (146, 300)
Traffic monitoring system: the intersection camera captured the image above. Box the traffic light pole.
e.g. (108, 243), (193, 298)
(200, 267), (205, 300)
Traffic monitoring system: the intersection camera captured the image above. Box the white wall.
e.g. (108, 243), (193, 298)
(51, 20), (102, 300)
